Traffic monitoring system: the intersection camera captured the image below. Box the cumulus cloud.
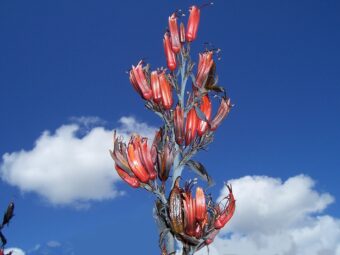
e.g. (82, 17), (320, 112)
(199, 175), (340, 255)
(0, 116), (156, 207)
(4, 248), (25, 255)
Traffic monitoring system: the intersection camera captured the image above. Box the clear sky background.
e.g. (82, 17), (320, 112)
(1, 0), (340, 255)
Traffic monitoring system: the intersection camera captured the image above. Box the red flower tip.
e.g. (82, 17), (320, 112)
(168, 13), (181, 53)
(186, 6), (200, 42)
(163, 33), (177, 71)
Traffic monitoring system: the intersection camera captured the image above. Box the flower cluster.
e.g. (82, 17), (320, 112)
(110, 5), (235, 255)
(167, 178), (235, 247)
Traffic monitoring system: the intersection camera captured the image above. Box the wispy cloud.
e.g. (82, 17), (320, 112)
(197, 175), (340, 255)
(0, 116), (156, 208)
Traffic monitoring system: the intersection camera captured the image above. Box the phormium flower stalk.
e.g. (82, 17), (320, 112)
(111, 5), (235, 255)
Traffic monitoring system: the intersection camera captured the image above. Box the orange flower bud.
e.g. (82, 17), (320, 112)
(130, 61), (153, 100)
(114, 164), (140, 188)
(210, 97), (232, 131)
(185, 107), (198, 146)
(159, 71), (173, 110)
(197, 95), (212, 136)
(186, 6), (200, 42)
(196, 51), (214, 88)
(163, 33), (177, 71)
(168, 13), (181, 53)
(150, 71), (162, 103)
(174, 104), (184, 145)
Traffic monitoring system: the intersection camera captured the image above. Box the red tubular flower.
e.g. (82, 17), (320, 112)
(210, 97), (232, 131)
(159, 71), (173, 110)
(114, 164), (140, 188)
(138, 137), (157, 180)
(168, 13), (181, 53)
(129, 61), (153, 100)
(127, 136), (150, 183)
(196, 51), (214, 88)
(183, 191), (196, 236)
(186, 6), (200, 42)
(180, 22), (186, 43)
(174, 104), (184, 145)
(195, 187), (207, 221)
(163, 33), (177, 71)
(185, 107), (199, 146)
(214, 185), (236, 229)
(197, 95), (212, 136)
(150, 71), (162, 103)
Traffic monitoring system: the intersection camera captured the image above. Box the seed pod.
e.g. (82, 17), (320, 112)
(210, 97), (232, 131)
(174, 104), (184, 145)
(169, 177), (184, 233)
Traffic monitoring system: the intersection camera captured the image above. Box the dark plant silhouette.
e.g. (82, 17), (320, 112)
(0, 202), (15, 255)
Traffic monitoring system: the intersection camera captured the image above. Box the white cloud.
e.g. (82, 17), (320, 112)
(46, 241), (61, 248)
(4, 248), (25, 255)
(202, 175), (340, 255)
(0, 116), (156, 207)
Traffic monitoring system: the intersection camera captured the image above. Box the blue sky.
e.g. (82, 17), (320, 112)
(1, 0), (340, 254)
